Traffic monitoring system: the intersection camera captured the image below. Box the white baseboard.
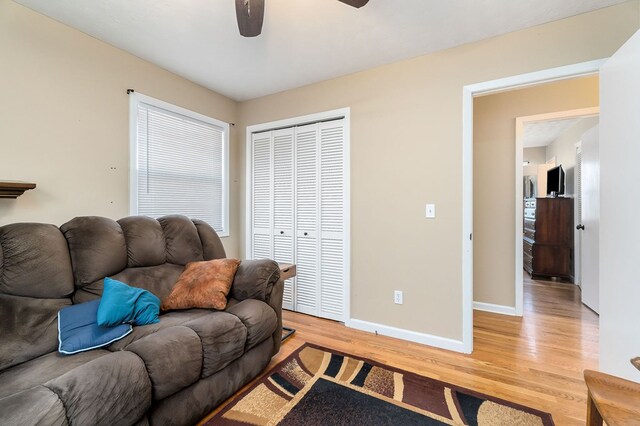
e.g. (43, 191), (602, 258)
(473, 301), (517, 316)
(347, 318), (467, 353)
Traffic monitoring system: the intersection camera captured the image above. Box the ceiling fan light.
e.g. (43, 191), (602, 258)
(235, 0), (264, 37)
(338, 0), (370, 8)
(235, 0), (368, 38)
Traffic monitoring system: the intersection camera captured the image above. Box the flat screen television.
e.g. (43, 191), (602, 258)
(546, 165), (565, 196)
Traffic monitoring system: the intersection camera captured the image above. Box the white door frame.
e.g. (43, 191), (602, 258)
(514, 107), (599, 315)
(575, 140), (583, 288)
(245, 108), (351, 324)
(461, 59), (605, 353)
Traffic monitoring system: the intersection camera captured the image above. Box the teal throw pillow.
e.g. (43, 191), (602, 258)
(97, 277), (160, 327)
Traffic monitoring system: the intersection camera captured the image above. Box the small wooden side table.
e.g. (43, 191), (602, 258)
(278, 263), (296, 281)
(584, 369), (640, 425)
(278, 263), (297, 342)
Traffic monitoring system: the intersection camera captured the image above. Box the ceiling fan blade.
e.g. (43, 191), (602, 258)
(235, 0), (265, 37)
(338, 0), (369, 8)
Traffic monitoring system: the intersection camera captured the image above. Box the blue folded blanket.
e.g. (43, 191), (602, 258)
(97, 277), (160, 327)
(58, 299), (132, 355)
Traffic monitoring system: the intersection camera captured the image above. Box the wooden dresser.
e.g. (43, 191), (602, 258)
(523, 197), (574, 281)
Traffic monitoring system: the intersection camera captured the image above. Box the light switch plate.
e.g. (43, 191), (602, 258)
(426, 203), (436, 218)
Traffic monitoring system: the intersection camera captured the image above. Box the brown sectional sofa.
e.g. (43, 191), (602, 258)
(0, 215), (283, 425)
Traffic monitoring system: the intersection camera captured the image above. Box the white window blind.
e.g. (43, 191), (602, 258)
(130, 93), (229, 235)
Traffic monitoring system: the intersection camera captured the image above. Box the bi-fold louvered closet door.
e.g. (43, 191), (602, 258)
(250, 119), (346, 322)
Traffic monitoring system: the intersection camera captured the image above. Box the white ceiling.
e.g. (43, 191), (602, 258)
(524, 118), (583, 147)
(14, 0), (627, 101)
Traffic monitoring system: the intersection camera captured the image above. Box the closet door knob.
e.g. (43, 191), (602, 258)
(280, 231), (284, 235)
(576, 224), (585, 230)
(304, 232), (308, 236)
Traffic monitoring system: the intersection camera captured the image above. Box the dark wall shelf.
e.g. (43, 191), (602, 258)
(0, 181), (36, 199)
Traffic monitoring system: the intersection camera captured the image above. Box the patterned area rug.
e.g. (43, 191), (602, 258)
(207, 343), (554, 425)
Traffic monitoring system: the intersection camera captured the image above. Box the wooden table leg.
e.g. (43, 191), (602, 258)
(586, 391), (603, 426)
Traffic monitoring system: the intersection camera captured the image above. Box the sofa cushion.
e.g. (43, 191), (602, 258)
(61, 217), (127, 288)
(126, 326), (202, 401)
(46, 351), (152, 426)
(118, 216), (166, 267)
(182, 312), (247, 378)
(161, 259), (241, 311)
(0, 350), (109, 399)
(97, 278), (160, 327)
(226, 299), (278, 351)
(107, 309), (212, 351)
(0, 223), (74, 299)
(193, 219), (226, 260)
(75, 263), (185, 304)
(158, 215), (204, 265)
(147, 338), (274, 426)
(111, 264), (185, 301)
(133, 416), (150, 426)
(0, 294), (71, 371)
(0, 386), (68, 426)
(58, 299), (132, 354)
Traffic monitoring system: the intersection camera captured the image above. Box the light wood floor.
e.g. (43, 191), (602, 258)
(202, 277), (598, 425)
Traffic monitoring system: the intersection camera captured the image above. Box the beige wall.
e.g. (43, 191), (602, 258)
(0, 0), (242, 256)
(547, 116), (600, 195)
(474, 77), (599, 307)
(523, 147), (547, 165)
(240, 3), (639, 341)
(3, 0), (640, 343)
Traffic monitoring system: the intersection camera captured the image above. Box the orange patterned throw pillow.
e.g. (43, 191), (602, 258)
(161, 259), (241, 311)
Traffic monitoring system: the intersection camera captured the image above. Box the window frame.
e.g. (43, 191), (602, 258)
(129, 92), (230, 237)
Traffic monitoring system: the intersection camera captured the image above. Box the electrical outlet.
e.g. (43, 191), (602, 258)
(394, 290), (403, 305)
(425, 203), (436, 218)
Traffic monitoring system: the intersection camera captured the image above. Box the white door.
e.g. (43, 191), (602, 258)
(574, 143), (582, 288)
(318, 120), (346, 321)
(599, 29), (640, 380)
(578, 125), (599, 313)
(294, 123), (320, 316)
(272, 128), (295, 311)
(251, 132), (273, 260)
(249, 117), (348, 322)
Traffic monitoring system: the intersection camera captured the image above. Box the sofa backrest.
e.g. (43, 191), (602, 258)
(0, 215), (226, 372)
(0, 223), (75, 371)
(60, 215), (226, 303)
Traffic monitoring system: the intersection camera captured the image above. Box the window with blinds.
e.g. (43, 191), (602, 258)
(129, 93), (229, 235)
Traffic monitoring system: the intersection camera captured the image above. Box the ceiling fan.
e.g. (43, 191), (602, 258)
(235, 0), (370, 37)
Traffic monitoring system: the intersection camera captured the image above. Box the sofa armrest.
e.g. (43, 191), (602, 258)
(0, 386), (68, 426)
(230, 259), (280, 302)
(230, 259), (284, 356)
